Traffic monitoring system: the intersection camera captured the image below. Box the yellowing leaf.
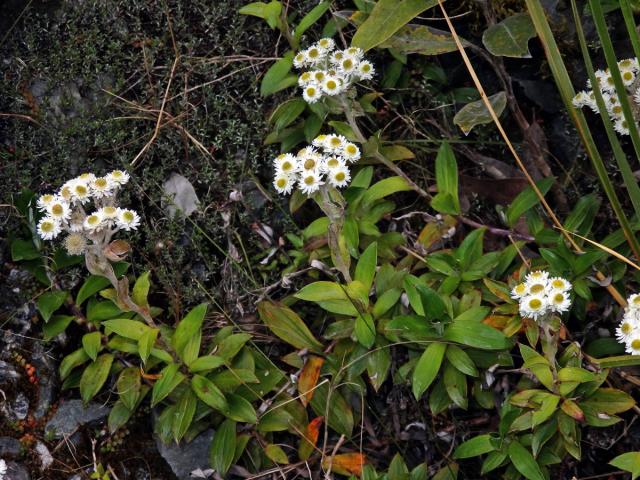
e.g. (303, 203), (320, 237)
(298, 355), (324, 406)
(322, 453), (366, 477)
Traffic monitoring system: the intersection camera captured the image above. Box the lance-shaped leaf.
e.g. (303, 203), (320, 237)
(482, 12), (537, 58)
(454, 92), (507, 135)
(258, 301), (323, 352)
(298, 355), (324, 406)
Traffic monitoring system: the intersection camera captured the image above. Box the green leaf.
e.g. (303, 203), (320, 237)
(209, 419), (236, 476)
(265, 443), (289, 464)
(354, 313), (376, 348)
(609, 452), (640, 480)
(223, 393), (258, 424)
(506, 176), (555, 227)
(75, 263), (129, 305)
(117, 367), (141, 411)
(103, 319), (149, 341)
(270, 98), (307, 131)
(80, 354), (114, 403)
(453, 91), (507, 135)
(11, 239), (40, 261)
(131, 271), (151, 310)
(412, 342), (447, 399)
(172, 388), (197, 442)
(415, 284), (447, 321)
(191, 374), (228, 411)
(446, 345), (478, 377)
(453, 434), (496, 459)
(261, 52), (295, 96)
(507, 441), (545, 480)
(82, 332), (102, 361)
(59, 348), (90, 380)
(579, 388), (635, 414)
(258, 301), (323, 351)
(482, 12), (536, 58)
(362, 176), (412, 205)
(189, 355), (226, 373)
(355, 242), (377, 293)
(216, 333), (252, 361)
(108, 400), (133, 434)
(431, 142), (460, 215)
(443, 361), (468, 409)
(239, 1), (282, 28)
(309, 382), (354, 436)
(36, 290), (68, 322)
(372, 288), (402, 319)
(294, 1), (330, 41)
(138, 328), (158, 364)
(557, 367), (596, 383)
(173, 303), (208, 363)
(151, 363), (185, 407)
(443, 322), (511, 350)
(43, 314), (74, 341)
(380, 24), (461, 55)
(352, 0), (441, 51)
(86, 299), (122, 322)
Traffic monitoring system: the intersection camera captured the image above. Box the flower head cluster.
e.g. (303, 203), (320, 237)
(272, 134), (361, 196)
(36, 170), (140, 255)
(616, 293), (640, 355)
(293, 38), (375, 104)
(572, 57), (640, 136)
(511, 270), (572, 321)
(0, 459), (6, 480)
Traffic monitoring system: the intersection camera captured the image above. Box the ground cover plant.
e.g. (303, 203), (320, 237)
(2, 0), (640, 479)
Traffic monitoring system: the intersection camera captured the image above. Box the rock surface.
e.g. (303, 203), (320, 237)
(45, 399), (108, 438)
(0, 436), (21, 457)
(5, 461), (30, 480)
(155, 429), (214, 480)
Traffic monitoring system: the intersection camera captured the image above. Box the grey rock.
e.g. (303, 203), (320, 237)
(45, 400), (108, 438)
(162, 173), (200, 218)
(0, 436), (21, 457)
(155, 429), (214, 480)
(0, 361), (20, 384)
(31, 343), (56, 420)
(5, 461), (30, 480)
(2, 392), (29, 422)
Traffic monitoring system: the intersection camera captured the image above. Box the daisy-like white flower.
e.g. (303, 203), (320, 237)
(47, 198), (71, 221)
(299, 170), (324, 195)
(108, 169), (130, 186)
(117, 209), (140, 231)
(59, 182), (74, 202)
(298, 72), (313, 87)
(293, 51), (308, 68)
(322, 76), (343, 96)
(511, 282), (527, 300)
(621, 68), (636, 87)
(345, 47), (364, 60)
(77, 173), (96, 183)
(356, 60), (375, 81)
(37, 194), (57, 212)
(37, 217), (61, 240)
(0, 459), (7, 479)
(274, 153), (298, 175)
(64, 233), (87, 255)
(525, 270), (549, 284)
(338, 55), (359, 76)
(300, 151), (323, 172)
(548, 277), (571, 292)
(329, 50), (345, 65)
(572, 91), (589, 108)
(317, 37), (335, 51)
(302, 84), (322, 103)
(615, 119), (630, 136)
(305, 46), (324, 65)
(323, 155), (346, 172)
(325, 134), (346, 153)
(84, 212), (104, 233)
(312, 135), (327, 148)
(616, 315), (638, 344)
(549, 290), (571, 314)
(90, 176), (114, 198)
(70, 180), (92, 204)
(99, 206), (119, 226)
(273, 173), (294, 195)
(625, 336), (640, 355)
(327, 165), (351, 188)
(628, 293), (640, 310)
(341, 142), (361, 163)
(520, 294), (548, 321)
(312, 70), (327, 84)
(619, 58), (639, 72)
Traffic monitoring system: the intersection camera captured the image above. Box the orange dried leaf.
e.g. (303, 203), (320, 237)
(299, 416), (323, 460)
(322, 452), (366, 477)
(298, 355), (324, 406)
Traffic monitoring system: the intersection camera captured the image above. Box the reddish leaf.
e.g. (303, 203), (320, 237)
(322, 452), (366, 477)
(299, 416), (323, 460)
(298, 356), (324, 407)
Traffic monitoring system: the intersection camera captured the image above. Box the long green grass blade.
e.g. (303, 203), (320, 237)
(571, 0), (640, 218)
(620, 0), (640, 62)
(525, 0), (640, 258)
(588, 0), (640, 167)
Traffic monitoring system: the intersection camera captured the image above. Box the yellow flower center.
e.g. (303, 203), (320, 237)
(282, 161), (293, 171)
(41, 222), (54, 232)
(361, 64), (371, 72)
(335, 172), (345, 182)
(551, 279), (564, 289)
(314, 72), (325, 81)
(301, 72), (311, 82)
(622, 322), (633, 334)
(304, 176), (314, 185)
(42, 194), (54, 203)
(633, 297), (640, 306)
(326, 80), (337, 90)
(123, 211), (134, 222)
(530, 284), (545, 294)
(296, 54), (305, 62)
(306, 87), (316, 96)
(276, 178), (287, 188)
(632, 339), (640, 349)
(87, 215), (99, 225)
(327, 158), (339, 168)
(103, 206), (117, 217)
(75, 185), (88, 196)
(624, 71), (633, 81)
(342, 59), (353, 70)
(304, 159), (316, 170)
(95, 178), (108, 188)
(60, 187), (72, 199)
(112, 170), (123, 178)
(529, 298), (542, 309)
(330, 138), (341, 148)
(51, 204), (63, 216)
(515, 283), (526, 294)
(553, 293), (564, 303)
(613, 106), (623, 115)
(346, 145), (357, 155)
(334, 52), (343, 60)
(308, 48), (319, 58)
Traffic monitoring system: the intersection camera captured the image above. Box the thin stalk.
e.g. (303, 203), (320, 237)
(589, 0), (640, 168)
(572, 0), (640, 217)
(525, 0), (640, 262)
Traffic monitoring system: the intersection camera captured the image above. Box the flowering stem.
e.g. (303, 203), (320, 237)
(317, 185), (352, 283)
(340, 97), (431, 200)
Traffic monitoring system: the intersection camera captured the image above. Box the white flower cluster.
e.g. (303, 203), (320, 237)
(511, 270), (572, 321)
(572, 57), (640, 136)
(0, 459), (6, 480)
(293, 38), (375, 104)
(616, 293), (640, 355)
(36, 171), (140, 255)
(272, 133), (361, 196)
